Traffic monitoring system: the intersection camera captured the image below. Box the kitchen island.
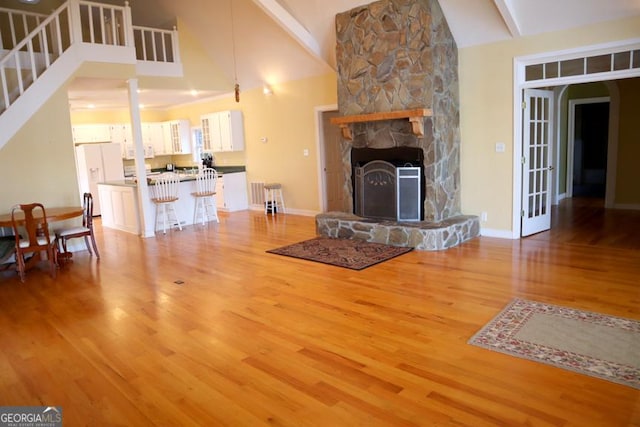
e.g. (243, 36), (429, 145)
(98, 168), (248, 235)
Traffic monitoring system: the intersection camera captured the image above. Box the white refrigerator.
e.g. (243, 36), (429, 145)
(75, 143), (124, 216)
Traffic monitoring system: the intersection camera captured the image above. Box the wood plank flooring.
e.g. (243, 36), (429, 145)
(0, 198), (638, 426)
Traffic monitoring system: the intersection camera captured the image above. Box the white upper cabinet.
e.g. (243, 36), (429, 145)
(143, 122), (168, 156)
(200, 110), (244, 152)
(78, 119), (191, 158)
(164, 120), (191, 154)
(72, 124), (112, 143)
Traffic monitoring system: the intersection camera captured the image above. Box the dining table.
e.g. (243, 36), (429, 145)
(0, 206), (84, 267)
(0, 206), (84, 228)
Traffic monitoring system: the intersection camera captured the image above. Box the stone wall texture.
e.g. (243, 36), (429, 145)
(335, 0), (460, 221)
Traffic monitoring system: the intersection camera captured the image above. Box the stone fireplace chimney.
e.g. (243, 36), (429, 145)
(334, 0), (460, 222)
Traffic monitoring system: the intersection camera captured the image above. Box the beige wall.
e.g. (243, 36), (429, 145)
(459, 15), (640, 233)
(166, 73), (338, 212)
(0, 88), (78, 214)
(615, 78), (640, 205)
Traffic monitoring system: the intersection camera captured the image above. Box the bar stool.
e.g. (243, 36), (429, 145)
(264, 183), (285, 214)
(151, 172), (182, 234)
(192, 168), (219, 225)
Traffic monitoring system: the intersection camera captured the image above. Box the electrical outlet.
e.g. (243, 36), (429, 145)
(303, 148), (309, 157)
(481, 211), (488, 221)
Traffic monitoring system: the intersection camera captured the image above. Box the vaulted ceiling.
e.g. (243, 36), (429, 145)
(9, 0), (633, 110)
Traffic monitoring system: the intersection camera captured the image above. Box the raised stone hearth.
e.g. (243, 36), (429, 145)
(316, 212), (479, 251)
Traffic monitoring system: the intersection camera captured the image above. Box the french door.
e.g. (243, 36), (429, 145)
(521, 89), (554, 236)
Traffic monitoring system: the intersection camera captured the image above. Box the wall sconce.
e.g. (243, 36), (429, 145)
(263, 84), (273, 96)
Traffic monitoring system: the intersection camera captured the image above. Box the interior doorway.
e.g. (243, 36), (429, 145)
(315, 105), (345, 212)
(568, 99), (610, 199)
(513, 40), (639, 238)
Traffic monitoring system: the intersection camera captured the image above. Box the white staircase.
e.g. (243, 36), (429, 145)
(0, 0), (182, 150)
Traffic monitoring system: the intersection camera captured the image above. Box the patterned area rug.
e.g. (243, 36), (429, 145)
(469, 298), (640, 389)
(266, 237), (413, 270)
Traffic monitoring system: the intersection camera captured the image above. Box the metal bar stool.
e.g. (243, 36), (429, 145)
(263, 183), (285, 215)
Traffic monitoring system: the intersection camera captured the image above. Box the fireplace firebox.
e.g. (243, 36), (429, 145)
(351, 147), (425, 221)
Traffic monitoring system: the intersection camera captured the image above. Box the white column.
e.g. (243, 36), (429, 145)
(127, 78), (155, 238)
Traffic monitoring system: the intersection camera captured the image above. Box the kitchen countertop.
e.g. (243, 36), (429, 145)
(101, 166), (246, 187)
(151, 165), (246, 174)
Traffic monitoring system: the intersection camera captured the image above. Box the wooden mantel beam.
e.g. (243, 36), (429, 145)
(330, 108), (433, 140)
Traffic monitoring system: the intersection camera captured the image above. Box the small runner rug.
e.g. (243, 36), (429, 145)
(266, 237), (413, 270)
(468, 298), (640, 389)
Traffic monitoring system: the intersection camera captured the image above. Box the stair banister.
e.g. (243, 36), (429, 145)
(0, 1), (72, 110)
(1, 0), (181, 150)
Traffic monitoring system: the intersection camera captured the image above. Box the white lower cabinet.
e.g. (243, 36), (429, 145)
(98, 184), (140, 234)
(215, 172), (248, 211)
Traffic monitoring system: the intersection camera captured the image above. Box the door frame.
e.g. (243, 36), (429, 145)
(314, 104), (338, 212)
(512, 39), (640, 238)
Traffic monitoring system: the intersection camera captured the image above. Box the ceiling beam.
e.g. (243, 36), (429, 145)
(251, 0), (325, 64)
(493, 0), (521, 37)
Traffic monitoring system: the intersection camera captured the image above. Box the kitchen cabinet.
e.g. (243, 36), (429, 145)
(110, 123), (154, 159)
(201, 110), (244, 152)
(122, 143), (154, 160)
(109, 124), (133, 157)
(215, 172), (248, 211)
(98, 184), (140, 234)
(142, 122), (167, 156)
(72, 124), (112, 143)
(164, 120), (191, 154)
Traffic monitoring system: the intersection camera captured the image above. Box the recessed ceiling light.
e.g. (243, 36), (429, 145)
(190, 90), (198, 96)
(19, 0), (41, 4)
(88, 104), (95, 109)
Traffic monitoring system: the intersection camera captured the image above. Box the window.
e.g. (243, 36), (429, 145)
(191, 127), (203, 164)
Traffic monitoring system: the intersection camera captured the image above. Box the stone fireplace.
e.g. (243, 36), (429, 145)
(316, 0), (479, 250)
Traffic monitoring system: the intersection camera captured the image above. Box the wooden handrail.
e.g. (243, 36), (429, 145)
(330, 108), (432, 140)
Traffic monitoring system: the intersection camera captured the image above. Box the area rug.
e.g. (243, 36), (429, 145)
(468, 298), (640, 389)
(266, 237), (413, 270)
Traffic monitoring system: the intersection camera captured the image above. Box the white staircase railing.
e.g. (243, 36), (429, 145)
(0, 2), (72, 114)
(0, 7), (48, 52)
(134, 25), (180, 64)
(0, 0), (181, 150)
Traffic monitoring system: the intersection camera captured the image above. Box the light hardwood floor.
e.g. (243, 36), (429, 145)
(0, 199), (638, 426)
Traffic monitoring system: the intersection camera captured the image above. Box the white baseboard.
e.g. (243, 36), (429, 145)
(249, 205), (319, 217)
(612, 203), (640, 210)
(480, 227), (518, 239)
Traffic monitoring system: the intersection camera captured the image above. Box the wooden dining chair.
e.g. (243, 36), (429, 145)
(55, 192), (99, 259)
(11, 203), (57, 282)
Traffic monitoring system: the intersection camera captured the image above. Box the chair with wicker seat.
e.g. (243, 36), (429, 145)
(55, 192), (99, 260)
(11, 203), (57, 282)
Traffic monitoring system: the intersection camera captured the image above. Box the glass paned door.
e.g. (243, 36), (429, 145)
(522, 89), (554, 236)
